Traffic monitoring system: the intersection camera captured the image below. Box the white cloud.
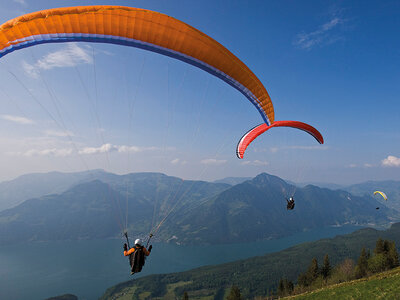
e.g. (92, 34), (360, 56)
(118, 145), (158, 153)
(23, 44), (92, 78)
(117, 145), (142, 153)
(13, 0), (27, 5)
(17, 148), (73, 157)
(44, 129), (74, 137)
(5, 140), (162, 158)
(79, 143), (118, 155)
(347, 163), (374, 168)
(22, 61), (37, 78)
(241, 160), (269, 166)
(294, 17), (343, 50)
(200, 158), (227, 165)
(79, 143), (159, 155)
(1, 114), (35, 124)
(322, 17), (341, 31)
(270, 147), (279, 153)
(171, 158), (187, 165)
(382, 155), (400, 167)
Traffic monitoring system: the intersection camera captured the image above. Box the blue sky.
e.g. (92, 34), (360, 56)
(0, 0), (398, 184)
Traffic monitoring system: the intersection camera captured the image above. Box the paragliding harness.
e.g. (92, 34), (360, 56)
(286, 197), (295, 210)
(124, 232), (153, 274)
(130, 245), (145, 273)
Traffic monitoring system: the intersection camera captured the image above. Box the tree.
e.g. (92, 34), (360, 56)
(369, 239), (399, 273)
(297, 272), (309, 287)
(182, 291), (189, 300)
(307, 257), (319, 282)
(374, 238), (385, 255)
(368, 253), (386, 273)
(383, 240), (391, 252)
(297, 257), (319, 287)
(227, 286), (242, 300)
(334, 259), (355, 282)
(321, 254), (331, 279)
(277, 278), (294, 297)
(355, 247), (368, 278)
(387, 241), (399, 268)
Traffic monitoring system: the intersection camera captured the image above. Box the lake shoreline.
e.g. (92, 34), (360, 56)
(1, 224), (365, 300)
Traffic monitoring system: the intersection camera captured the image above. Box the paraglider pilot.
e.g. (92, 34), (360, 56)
(123, 239), (152, 275)
(286, 197), (295, 210)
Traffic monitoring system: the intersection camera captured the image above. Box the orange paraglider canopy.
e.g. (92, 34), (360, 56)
(0, 5), (274, 125)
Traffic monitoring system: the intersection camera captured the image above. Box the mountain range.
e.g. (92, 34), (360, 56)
(0, 171), (398, 245)
(167, 173), (399, 244)
(0, 169), (109, 211)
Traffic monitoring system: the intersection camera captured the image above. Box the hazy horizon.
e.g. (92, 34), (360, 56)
(0, 167), (398, 187)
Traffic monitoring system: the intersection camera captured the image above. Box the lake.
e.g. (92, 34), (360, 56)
(0, 225), (363, 300)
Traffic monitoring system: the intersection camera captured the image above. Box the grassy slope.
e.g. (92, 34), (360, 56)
(103, 267), (400, 300)
(101, 224), (400, 299)
(285, 267), (400, 300)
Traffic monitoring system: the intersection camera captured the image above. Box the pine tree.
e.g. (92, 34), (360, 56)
(286, 279), (294, 293)
(355, 247), (368, 278)
(308, 257), (319, 282)
(321, 254), (331, 279)
(375, 238), (385, 255)
(297, 272), (309, 287)
(387, 241), (399, 268)
(277, 278), (294, 296)
(383, 240), (391, 253)
(278, 279), (285, 295)
(298, 257), (320, 287)
(227, 286), (242, 300)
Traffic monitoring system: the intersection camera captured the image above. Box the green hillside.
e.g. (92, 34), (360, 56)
(100, 224), (400, 299)
(285, 267), (400, 300)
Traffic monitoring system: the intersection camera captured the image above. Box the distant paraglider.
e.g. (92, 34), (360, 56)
(374, 191), (388, 201)
(373, 191), (387, 211)
(286, 197), (295, 210)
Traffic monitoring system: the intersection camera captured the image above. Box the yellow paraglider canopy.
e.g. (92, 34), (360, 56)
(374, 191), (387, 201)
